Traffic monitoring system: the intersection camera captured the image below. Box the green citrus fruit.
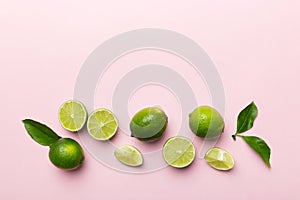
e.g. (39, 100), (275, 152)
(49, 138), (84, 170)
(87, 108), (118, 140)
(205, 147), (235, 171)
(114, 144), (143, 167)
(130, 107), (168, 142)
(58, 100), (87, 132)
(163, 136), (195, 168)
(189, 106), (224, 138)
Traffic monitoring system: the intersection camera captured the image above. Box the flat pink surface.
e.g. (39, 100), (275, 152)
(1, 1), (299, 199)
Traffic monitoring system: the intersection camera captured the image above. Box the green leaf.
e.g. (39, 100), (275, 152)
(241, 135), (271, 167)
(22, 119), (61, 146)
(236, 101), (258, 133)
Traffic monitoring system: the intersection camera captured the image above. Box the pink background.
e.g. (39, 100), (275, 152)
(1, 0), (300, 199)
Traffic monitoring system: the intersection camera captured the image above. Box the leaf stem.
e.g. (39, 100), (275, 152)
(232, 134), (237, 141)
(232, 133), (243, 141)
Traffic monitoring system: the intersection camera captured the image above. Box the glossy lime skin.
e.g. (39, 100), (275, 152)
(189, 106), (224, 138)
(49, 138), (84, 170)
(130, 107), (168, 142)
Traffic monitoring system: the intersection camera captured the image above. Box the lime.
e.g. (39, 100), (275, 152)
(189, 106), (224, 138)
(58, 100), (87, 132)
(87, 108), (118, 140)
(163, 136), (195, 168)
(205, 147), (234, 171)
(130, 107), (168, 142)
(49, 138), (84, 170)
(114, 144), (143, 167)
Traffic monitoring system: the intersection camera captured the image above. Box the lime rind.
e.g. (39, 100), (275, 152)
(205, 147), (235, 171)
(163, 136), (196, 168)
(189, 106), (224, 138)
(87, 108), (118, 140)
(130, 107), (168, 141)
(58, 100), (88, 132)
(49, 138), (85, 170)
(114, 145), (143, 167)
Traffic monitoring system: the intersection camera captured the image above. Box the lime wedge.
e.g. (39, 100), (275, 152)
(58, 100), (87, 132)
(205, 147), (235, 171)
(87, 108), (118, 140)
(163, 136), (195, 168)
(114, 144), (143, 167)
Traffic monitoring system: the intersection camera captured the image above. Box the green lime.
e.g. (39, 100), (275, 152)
(58, 100), (87, 132)
(49, 138), (84, 170)
(189, 106), (224, 138)
(163, 136), (195, 168)
(205, 147), (234, 171)
(114, 144), (143, 167)
(130, 107), (168, 142)
(87, 108), (118, 140)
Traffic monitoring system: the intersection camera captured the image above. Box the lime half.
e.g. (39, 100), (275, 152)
(114, 145), (143, 167)
(58, 100), (87, 132)
(205, 147), (234, 171)
(87, 108), (118, 140)
(163, 136), (195, 168)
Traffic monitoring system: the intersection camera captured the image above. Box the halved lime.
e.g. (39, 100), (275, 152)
(205, 147), (235, 171)
(87, 108), (118, 140)
(114, 144), (143, 167)
(163, 136), (195, 168)
(58, 100), (87, 132)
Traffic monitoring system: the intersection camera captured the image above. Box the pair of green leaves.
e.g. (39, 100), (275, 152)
(232, 102), (271, 167)
(23, 119), (61, 146)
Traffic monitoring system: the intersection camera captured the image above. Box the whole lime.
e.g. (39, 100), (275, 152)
(49, 138), (84, 170)
(130, 107), (168, 142)
(189, 106), (224, 138)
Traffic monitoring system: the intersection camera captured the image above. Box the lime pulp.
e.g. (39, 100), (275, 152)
(163, 136), (195, 168)
(205, 147), (235, 171)
(114, 144), (143, 167)
(87, 108), (118, 140)
(58, 100), (87, 132)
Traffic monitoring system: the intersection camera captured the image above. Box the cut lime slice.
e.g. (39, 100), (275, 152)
(205, 147), (235, 171)
(163, 136), (195, 168)
(58, 100), (87, 132)
(87, 108), (118, 140)
(114, 144), (143, 167)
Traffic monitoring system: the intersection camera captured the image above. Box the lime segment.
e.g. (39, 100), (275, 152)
(114, 145), (143, 167)
(58, 100), (87, 132)
(163, 136), (195, 168)
(87, 108), (118, 140)
(205, 147), (235, 170)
